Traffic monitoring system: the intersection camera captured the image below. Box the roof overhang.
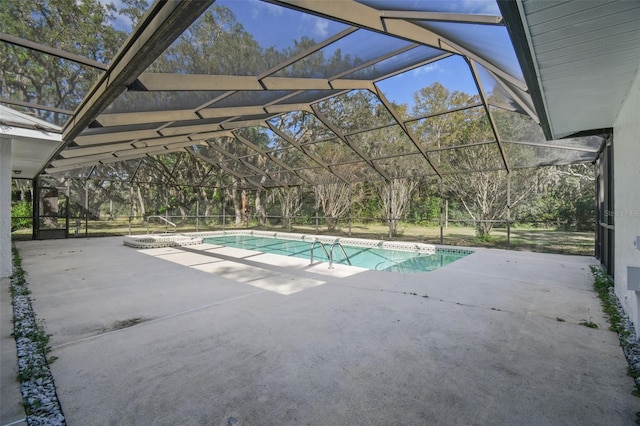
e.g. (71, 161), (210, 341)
(499, 0), (640, 140)
(0, 105), (63, 179)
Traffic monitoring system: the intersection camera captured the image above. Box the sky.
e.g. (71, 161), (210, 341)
(376, 57), (482, 109)
(229, 0), (349, 51)
(98, 0), (136, 32)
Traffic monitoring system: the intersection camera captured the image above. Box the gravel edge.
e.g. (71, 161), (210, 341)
(610, 286), (640, 394)
(10, 246), (66, 426)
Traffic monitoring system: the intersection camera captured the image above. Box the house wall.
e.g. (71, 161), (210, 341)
(613, 69), (640, 339)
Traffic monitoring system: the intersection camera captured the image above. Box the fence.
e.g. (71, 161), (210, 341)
(12, 211), (594, 256)
(11, 169), (595, 256)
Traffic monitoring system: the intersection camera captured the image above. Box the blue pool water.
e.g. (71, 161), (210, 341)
(203, 235), (470, 273)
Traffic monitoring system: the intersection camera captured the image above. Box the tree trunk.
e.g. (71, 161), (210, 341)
(315, 182), (352, 233)
(255, 189), (266, 226)
(241, 189), (248, 225)
(137, 186), (146, 218)
(231, 184), (242, 225)
(278, 187), (302, 231)
(178, 205), (189, 222)
(389, 218), (397, 236)
(476, 221), (493, 238)
(378, 179), (416, 238)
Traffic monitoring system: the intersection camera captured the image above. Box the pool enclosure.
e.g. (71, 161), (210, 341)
(2, 1), (639, 332)
(2, 0), (606, 236)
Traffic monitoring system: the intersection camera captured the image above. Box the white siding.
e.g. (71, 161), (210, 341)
(613, 69), (640, 338)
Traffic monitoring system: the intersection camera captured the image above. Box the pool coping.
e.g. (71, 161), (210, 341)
(123, 230), (474, 256)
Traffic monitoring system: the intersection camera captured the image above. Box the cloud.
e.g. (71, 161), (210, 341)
(412, 63), (440, 77)
(313, 19), (329, 38)
(299, 13), (330, 39)
(250, 0), (284, 19)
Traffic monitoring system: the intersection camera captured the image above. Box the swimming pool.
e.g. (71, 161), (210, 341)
(202, 234), (471, 273)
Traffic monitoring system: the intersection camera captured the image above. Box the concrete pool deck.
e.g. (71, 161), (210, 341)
(7, 236), (639, 424)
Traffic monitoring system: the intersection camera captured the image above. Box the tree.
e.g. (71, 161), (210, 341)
(410, 83), (552, 236)
(117, 0), (148, 29)
(411, 83), (484, 151)
(444, 168), (542, 237)
(377, 178), (418, 237)
(315, 181), (353, 232)
(514, 164), (595, 230)
(276, 186), (303, 230)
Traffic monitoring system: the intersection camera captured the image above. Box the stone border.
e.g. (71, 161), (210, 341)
(605, 288), (640, 394)
(10, 247), (66, 425)
(123, 230), (475, 256)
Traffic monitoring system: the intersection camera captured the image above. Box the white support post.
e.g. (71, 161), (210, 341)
(0, 136), (12, 277)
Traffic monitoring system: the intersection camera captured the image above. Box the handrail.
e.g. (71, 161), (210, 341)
(146, 215), (177, 234)
(310, 240), (330, 265)
(329, 242), (351, 269)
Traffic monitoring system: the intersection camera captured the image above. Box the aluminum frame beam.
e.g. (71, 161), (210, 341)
(379, 11), (503, 26)
(265, 122), (350, 185)
(186, 147), (265, 190)
(205, 139), (287, 187)
(0, 97), (74, 116)
(311, 105), (391, 182)
(231, 131), (314, 185)
(0, 32), (108, 70)
(95, 104), (314, 128)
(373, 85), (443, 178)
(132, 73), (375, 92)
(468, 59), (510, 172)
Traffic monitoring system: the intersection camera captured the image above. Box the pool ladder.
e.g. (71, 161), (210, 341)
(310, 241), (351, 269)
(146, 215), (177, 234)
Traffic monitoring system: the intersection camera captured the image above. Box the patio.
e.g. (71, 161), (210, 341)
(4, 237), (636, 425)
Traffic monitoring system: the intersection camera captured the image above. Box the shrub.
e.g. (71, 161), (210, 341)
(11, 200), (32, 231)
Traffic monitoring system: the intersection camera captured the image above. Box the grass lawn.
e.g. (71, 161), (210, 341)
(12, 219), (594, 256)
(289, 223), (594, 256)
